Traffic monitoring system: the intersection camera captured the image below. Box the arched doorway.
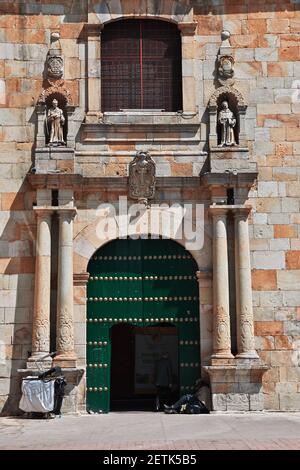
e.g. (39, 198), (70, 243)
(86, 238), (200, 413)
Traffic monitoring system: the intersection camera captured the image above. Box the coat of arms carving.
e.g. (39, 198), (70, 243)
(129, 151), (156, 204)
(217, 55), (235, 86)
(47, 54), (63, 79)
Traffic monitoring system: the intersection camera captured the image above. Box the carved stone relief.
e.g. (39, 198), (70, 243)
(57, 311), (74, 353)
(217, 30), (235, 86)
(47, 53), (63, 80)
(129, 151), (156, 205)
(217, 55), (235, 86)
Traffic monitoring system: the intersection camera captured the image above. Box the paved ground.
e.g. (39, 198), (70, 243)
(0, 412), (300, 450)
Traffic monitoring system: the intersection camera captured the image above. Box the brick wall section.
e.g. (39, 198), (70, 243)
(0, 0), (299, 412)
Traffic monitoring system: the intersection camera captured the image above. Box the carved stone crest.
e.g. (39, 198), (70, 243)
(218, 55), (235, 86)
(129, 151), (156, 204)
(47, 53), (63, 79)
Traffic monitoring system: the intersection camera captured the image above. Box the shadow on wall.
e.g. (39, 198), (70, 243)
(0, 180), (36, 416)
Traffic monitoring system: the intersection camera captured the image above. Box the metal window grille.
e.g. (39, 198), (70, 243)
(101, 20), (182, 112)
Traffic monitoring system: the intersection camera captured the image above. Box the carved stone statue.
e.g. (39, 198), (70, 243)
(46, 99), (65, 146)
(129, 151), (156, 204)
(218, 101), (236, 146)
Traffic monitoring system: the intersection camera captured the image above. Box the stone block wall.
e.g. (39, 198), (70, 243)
(0, 0), (299, 413)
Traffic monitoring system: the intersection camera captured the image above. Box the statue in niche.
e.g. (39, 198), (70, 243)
(218, 100), (236, 147)
(46, 98), (65, 146)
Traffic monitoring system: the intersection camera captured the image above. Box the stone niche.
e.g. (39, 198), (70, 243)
(35, 90), (76, 175)
(208, 86), (256, 174)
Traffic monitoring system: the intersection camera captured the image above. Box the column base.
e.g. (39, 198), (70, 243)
(27, 353), (52, 370)
(53, 353), (77, 368)
(236, 351), (260, 360)
(211, 352), (234, 360)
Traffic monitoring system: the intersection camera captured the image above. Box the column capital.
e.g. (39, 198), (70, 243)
(33, 207), (53, 218)
(208, 205), (229, 218)
(57, 207), (77, 221)
(232, 206), (252, 219)
(178, 22), (197, 36)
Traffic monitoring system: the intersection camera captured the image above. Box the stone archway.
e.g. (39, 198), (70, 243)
(85, 237), (201, 413)
(90, 0), (194, 25)
(72, 207), (214, 412)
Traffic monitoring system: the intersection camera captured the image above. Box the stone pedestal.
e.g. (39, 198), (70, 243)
(27, 208), (52, 366)
(54, 208), (77, 367)
(35, 147), (75, 174)
(203, 361), (268, 411)
(209, 147), (257, 173)
(209, 207), (233, 359)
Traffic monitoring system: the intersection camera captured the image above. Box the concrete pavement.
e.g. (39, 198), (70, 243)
(0, 412), (300, 450)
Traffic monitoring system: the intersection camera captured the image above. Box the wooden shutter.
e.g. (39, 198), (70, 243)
(101, 19), (182, 112)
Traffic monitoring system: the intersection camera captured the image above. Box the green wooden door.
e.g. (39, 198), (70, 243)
(86, 239), (200, 413)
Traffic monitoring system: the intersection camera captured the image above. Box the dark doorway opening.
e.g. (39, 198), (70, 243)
(110, 323), (179, 411)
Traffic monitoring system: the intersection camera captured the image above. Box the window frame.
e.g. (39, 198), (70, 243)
(100, 19), (183, 113)
(85, 20), (197, 122)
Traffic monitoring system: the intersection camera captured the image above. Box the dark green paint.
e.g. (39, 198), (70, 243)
(86, 239), (200, 413)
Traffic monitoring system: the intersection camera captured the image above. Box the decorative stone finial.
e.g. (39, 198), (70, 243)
(46, 33), (63, 80)
(51, 32), (60, 42)
(221, 30), (231, 41)
(217, 30), (234, 86)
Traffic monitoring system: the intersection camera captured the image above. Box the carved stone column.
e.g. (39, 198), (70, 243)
(196, 270), (213, 365)
(28, 208), (52, 363)
(234, 207), (259, 359)
(55, 208), (77, 366)
(209, 207), (233, 359)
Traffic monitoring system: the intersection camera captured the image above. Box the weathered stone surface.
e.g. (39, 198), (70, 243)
(0, 2), (299, 415)
(255, 321), (283, 336)
(252, 251), (285, 269)
(252, 270), (277, 291)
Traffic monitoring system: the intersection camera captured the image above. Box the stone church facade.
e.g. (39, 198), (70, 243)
(0, 0), (300, 414)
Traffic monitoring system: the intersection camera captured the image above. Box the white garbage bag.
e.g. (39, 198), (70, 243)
(19, 377), (55, 413)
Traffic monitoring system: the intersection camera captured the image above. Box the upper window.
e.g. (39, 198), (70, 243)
(101, 19), (182, 112)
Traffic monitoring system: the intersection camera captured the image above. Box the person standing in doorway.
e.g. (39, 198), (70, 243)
(154, 351), (173, 411)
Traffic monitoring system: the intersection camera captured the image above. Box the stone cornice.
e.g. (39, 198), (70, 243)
(28, 174), (202, 190)
(201, 172), (258, 188)
(209, 204), (252, 218)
